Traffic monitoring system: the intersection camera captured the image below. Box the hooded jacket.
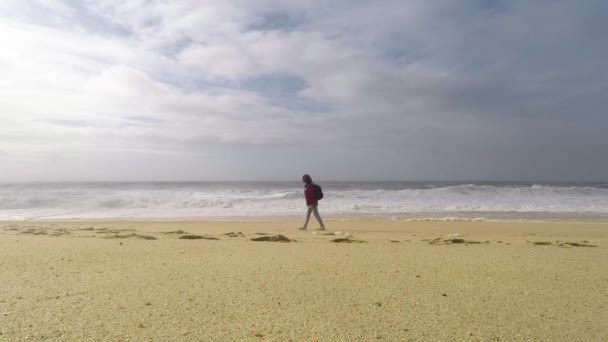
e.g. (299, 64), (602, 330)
(304, 183), (318, 207)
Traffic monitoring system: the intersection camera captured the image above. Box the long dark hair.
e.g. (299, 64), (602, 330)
(302, 174), (312, 184)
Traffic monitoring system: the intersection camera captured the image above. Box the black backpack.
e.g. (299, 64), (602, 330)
(313, 184), (324, 200)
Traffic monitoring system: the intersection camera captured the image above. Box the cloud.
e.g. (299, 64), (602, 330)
(0, 1), (607, 181)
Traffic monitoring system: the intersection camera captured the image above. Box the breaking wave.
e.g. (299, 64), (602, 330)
(1, 182), (607, 220)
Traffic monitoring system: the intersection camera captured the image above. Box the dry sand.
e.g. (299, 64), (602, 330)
(1, 220), (607, 341)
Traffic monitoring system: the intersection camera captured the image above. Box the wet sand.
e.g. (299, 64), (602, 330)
(1, 220), (607, 341)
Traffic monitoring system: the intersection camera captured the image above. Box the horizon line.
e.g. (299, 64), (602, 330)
(1, 179), (606, 184)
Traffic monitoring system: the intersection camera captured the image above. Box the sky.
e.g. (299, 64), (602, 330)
(0, 0), (607, 182)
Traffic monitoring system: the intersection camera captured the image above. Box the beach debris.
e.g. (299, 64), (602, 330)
(373, 302), (382, 307)
(105, 233), (157, 240)
(389, 240), (401, 243)
(447, 233), (463, 238)
(429, 238), (482, 245)
(564, 241), (597, 247)
(334, 231), (344, 235)
(162, 230), (189, 235)
(331, 237), (366, 243)
(49, 230), (71, 237)
(20, 228), (47, 235)
(442, 294), (448, 297)
(557, 241), (597, 247)
(251, 235), (292, 242)
(224, 232), (245, 238)
(107, 229), (136, 234)
(179, 235), (218, 240)
(254, 233), (269, 235)
(529, 240), (597, 247)
(254, 333), (264, 338)
(138, 235), (157, 240)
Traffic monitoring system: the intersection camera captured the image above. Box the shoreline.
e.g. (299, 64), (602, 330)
(3, 212), (608, 223)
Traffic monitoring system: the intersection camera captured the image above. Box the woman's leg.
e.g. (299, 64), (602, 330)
(302, 207), (313, 228)
(312, 206), (325, 228)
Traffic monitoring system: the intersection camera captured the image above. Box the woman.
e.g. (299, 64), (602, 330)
(299, 174), (326, 230)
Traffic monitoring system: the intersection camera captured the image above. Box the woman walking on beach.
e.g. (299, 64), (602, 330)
(299, 174), (326, 230)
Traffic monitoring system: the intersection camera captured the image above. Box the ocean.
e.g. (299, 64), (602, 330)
(1, 181), (607, 221)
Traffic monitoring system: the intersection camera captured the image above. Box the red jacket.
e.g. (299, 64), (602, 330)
(304, 183), (318, 206)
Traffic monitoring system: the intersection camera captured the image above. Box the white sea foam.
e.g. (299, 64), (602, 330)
(0, 182), (607, 220)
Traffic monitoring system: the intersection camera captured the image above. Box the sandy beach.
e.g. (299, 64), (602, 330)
(1, 220), (607, 341)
